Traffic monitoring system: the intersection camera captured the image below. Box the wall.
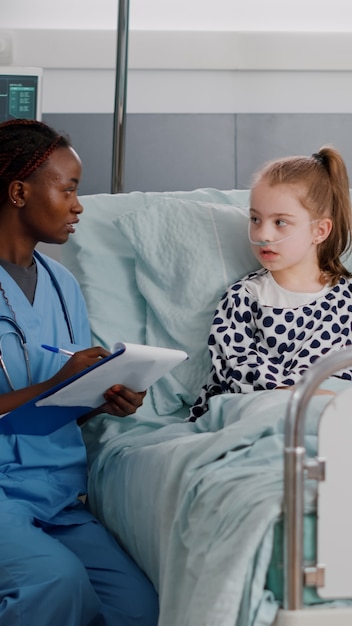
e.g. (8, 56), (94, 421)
(2, 2), (352, 193)
(2, 0), (352, 31)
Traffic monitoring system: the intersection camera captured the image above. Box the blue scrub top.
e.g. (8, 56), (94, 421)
(0, 255), (95, 524)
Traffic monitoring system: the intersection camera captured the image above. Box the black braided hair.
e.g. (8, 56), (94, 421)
(0, 119), (71, 205)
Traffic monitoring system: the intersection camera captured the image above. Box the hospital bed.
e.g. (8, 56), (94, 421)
(61, 187), (352, 626)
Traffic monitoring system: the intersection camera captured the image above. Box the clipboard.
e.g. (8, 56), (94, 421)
(0, 342), (188, 436)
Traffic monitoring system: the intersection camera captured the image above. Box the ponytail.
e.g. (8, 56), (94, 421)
(252, 145), (352, 285)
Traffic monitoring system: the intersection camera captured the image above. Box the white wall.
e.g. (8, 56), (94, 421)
(131, 0), (352, 31)
(2, 1), (352, 115)
(2, 0), (352, 31)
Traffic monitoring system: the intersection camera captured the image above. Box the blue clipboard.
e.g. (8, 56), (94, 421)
(0, 342), (188, 436)
(0, 344), (126, 436)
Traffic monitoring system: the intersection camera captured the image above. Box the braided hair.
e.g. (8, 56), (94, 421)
(0, 119), (71, 206)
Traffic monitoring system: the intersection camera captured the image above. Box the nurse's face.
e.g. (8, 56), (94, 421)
(19, 146), (83, 245)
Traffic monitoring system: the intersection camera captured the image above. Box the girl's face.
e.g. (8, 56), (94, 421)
(17, 146), (83, 246)
(249, 180), (329, 283)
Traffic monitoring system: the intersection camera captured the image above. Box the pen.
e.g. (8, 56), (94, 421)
(41, 344), (74, 357)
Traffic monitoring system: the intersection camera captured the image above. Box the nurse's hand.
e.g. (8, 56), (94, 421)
(48, 346), (147, 424)
(49, 346), (111, 386)
(102, 384), (147, 416)
(77, 385), (146, 426)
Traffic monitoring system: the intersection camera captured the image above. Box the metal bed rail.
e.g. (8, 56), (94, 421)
(284, 345), (352, 609)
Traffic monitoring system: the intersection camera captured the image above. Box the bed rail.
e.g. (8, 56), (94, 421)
(284, 345), (352, 610)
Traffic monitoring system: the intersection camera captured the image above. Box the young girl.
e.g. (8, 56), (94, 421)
(190, 146), (352, 421)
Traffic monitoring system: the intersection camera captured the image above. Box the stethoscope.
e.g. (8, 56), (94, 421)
(0, 251), (75, 390)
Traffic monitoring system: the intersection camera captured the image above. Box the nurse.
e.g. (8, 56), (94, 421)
(0, 119), (159, 626)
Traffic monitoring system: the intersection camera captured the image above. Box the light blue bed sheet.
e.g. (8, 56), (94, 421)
(62, 188), (352, 624)
(85, 386), (350, 626)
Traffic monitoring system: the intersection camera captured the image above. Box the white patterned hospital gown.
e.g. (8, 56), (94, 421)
(189, 269), (352, 420)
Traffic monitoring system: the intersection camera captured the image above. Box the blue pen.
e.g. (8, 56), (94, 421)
(41, 344), (74, 357)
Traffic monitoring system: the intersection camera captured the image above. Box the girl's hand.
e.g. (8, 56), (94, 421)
(277, 384), (335, 396)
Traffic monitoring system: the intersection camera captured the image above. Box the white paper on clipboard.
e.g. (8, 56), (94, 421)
(35, 342), (188, 409)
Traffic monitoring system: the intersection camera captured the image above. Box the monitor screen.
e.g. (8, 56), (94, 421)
(0, 67), (43, 123)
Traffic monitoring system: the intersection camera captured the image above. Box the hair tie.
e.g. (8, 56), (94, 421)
(312, 152), (327, 168)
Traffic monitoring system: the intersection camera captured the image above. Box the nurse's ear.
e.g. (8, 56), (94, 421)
(8, 180), (26, 207)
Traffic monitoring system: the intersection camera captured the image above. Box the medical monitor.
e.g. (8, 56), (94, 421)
(0, 67), (43, 123)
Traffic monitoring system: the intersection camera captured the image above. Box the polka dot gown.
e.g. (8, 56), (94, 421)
(189, 271), (352, 421)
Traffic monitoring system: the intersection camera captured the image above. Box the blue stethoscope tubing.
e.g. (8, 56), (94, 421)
(0, 251), (75, 343)
(0, 251), (75, 390)
(0, 250), (75, 389)
(33, 250), (75, 344)
(0, 315), (32, 388)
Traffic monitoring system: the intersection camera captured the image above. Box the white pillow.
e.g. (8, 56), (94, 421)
(62, 189), (251, 351)
(115, 197), (260, 415)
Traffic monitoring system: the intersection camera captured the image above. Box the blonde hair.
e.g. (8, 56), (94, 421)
(251, 146), (352, 285)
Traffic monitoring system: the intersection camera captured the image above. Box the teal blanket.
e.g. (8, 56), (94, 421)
(84, 390), (333, 626)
